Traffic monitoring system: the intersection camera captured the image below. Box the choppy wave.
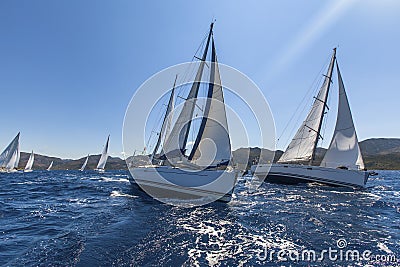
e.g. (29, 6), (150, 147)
(0, 170), (398, 266)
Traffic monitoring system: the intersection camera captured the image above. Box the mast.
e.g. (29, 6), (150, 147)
(180, 22), (214, 152)
(151, 75), (177, 161)
(310, 48), (336, 164)
(188, 38), (217, 160)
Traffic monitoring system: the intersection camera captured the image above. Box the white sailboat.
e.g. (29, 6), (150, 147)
(47, 161), (53, 171)
(80, 154), (89, 171)
(252, 48), (369, 188)
(95, 136), (109, 172)
(24, 150), (34, 172)
(131, 23), (238, 204)
(0, 132), (21, 173)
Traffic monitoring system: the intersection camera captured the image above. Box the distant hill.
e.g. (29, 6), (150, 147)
(359, 138), (400, 155)
(15, 138), (400, 170)
(17, 153), (126, 170)
(358, 138), (400, 169)
(18, 152), (65, 170)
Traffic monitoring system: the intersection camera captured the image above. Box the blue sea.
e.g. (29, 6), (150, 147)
(0, 170), (399, 266)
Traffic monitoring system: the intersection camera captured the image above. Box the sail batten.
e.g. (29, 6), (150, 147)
(320, 63), (364, 170)
(278, 49), (336, 164)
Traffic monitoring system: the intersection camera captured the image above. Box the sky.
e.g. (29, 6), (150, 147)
(0, 0), (399, 159)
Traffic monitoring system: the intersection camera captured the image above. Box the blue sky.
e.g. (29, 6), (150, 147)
(0, 0), (399, 159)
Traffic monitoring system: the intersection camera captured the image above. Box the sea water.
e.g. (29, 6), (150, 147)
(0, 170), (398, 266)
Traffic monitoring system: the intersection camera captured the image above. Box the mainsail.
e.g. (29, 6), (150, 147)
(151, 77), (176, 161)
(24, 150), (35, 171)
(96, 135), (109, 170)
(320, 63), (364, 170)
(188, 39), (231, 167)
(0, 132), (20, 170)
(80, 154), (89, 171)
(161, 23), (214, 160)
(278, 49), (336, 164)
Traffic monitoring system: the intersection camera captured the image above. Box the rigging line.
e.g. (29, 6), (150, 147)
(277, 54), (332, 149)
(176, 32), (209, 105)
(174, 32), (208, 101)
(277, 70), (322, 147)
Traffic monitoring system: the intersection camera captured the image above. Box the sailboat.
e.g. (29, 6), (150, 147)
(80, 154), (89, 171)
(24, 150), (34, 172)
(47, 161), (53, 171)
(95, 135), (109, 172)
(251, 48), (369, 188)
(0, 132), (21, 173)
(131, 23), (238, 204)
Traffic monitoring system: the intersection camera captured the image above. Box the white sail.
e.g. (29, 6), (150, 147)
(80, 154), (89, 171)
(320, 63), (364, 170)
(278, 49), (336, 163)
(189, 40), (231, 167)
(0, 132), (20, 170)
(163, 81), (175, 148)
(6, 149), (18, 170)
(24, 150), (35, 171)
(96, 135), (109, 170)
(161, 24), (214, 161)
(14, 144), (20, 169)
(47, 161), (53, 171)
(151, 77), (176, 160)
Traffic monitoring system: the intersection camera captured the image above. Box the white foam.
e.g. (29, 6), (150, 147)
(110, 190), (137, 198)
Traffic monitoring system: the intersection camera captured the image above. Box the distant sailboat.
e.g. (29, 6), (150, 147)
(252, 48), (369, 188)
(24, 150), (34, 172)
(80, 154), (89, 171)
(95, 135), (109, 172)
(0, 132), (21, 173)
(47, 161), (53, 171)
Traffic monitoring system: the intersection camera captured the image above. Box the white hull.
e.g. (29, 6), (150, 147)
(251, 163), (369, 188)
(130, 166), (238, 203)
(95, 168), (105, 173)
(0, 168), (19, 173)
(23, 169), (33, 173)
